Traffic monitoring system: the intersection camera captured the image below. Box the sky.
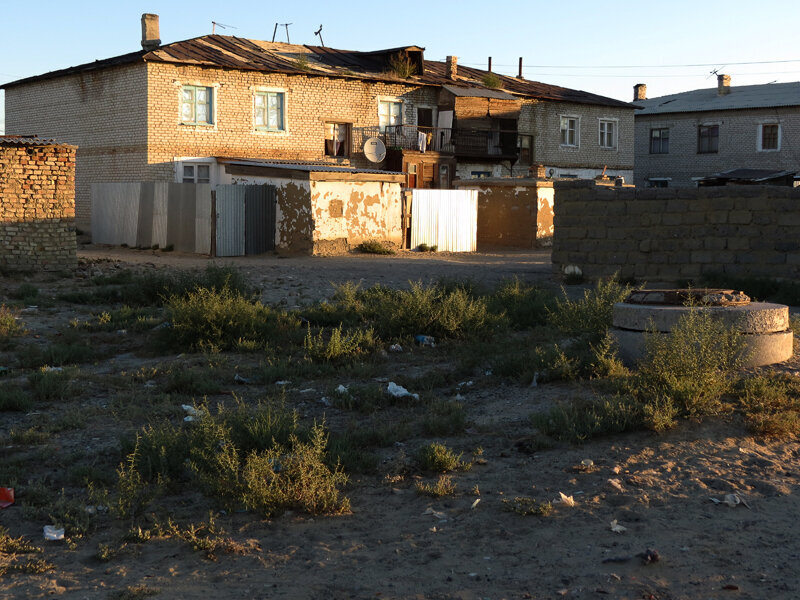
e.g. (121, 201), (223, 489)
(2, 0), (800, 133)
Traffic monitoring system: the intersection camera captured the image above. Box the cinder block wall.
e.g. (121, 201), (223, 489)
(552, 180), (800, 281)
(0, 142), (77, 271)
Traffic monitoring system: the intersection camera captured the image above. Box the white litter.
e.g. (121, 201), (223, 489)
(610, 519), (627, 534)
(336, 384), (349, 394)
(319, 397), (332, 407)
(607, 478), (625, 493)
(387, 382), (419, 400)
(275, 380), (291, 386)
(423, 507), (447, 521)
(471, 498), (481, 510)
(43, 526), (64, 541)
(557, 492), (576, 507)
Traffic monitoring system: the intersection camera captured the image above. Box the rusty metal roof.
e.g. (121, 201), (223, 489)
(1, 35), (632, 108)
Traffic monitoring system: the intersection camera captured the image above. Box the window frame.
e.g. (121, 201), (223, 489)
(254, 89), (287, 133)
(757, 122), (781, 152)
(324, 122), (352, 158)
(180, 85), (214, 126)
(177, 159), (214, 184)
(649, 127), (670, 154)
(559, 115), (580, 147)
(517, 134), (533, 165)
(598, 118), (618, 150)
(697, 123), (720, 154)
(378, 98), (403, 132)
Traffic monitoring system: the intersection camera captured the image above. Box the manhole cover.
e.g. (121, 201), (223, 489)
(625, 289), (750, 307)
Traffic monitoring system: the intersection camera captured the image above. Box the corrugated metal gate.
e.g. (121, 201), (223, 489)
(215, 184), (277, 257)
(410, 189), (477, 252)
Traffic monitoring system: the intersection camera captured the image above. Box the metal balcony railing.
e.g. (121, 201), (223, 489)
(352, 125), (519, 160)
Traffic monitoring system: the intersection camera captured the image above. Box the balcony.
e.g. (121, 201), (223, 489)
(352, 125), (519, 161)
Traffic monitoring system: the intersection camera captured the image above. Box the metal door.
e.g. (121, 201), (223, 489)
(245, 185), (276, 255)
(215, 185), (245, 257)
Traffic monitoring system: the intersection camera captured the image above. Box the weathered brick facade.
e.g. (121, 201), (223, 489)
(634, 107), (800, 187)
(0, 139), (77, 271)
(552, 180), (800, 281)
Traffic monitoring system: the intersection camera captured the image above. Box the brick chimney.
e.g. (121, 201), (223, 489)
(445, 56), (458, 81)
(633, 83), (647, 101)
(141, 14), (161, 51)
(717, 74), (731, 96)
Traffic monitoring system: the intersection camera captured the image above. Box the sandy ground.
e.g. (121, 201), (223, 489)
(1, 247), (799, 600)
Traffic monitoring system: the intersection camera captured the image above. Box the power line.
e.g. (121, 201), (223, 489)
(457, 58), (800, 69)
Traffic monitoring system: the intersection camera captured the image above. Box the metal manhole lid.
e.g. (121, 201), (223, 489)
(624, 289), (751, 306)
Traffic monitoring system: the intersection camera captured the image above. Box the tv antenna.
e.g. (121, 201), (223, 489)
(272, 23), (293, 43)
(211, 21), (237, 34)
(314, 24), (325, 46)
(707, 66), (726, 79)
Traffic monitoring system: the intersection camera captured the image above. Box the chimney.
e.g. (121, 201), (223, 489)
(141, 14), (161, 51)
(633, 83), (647, 101)
(518, 57), (524, 79)
(446, 56), (458, 81)
(487, 57), (492, 72)
(717, 74), (731, 95)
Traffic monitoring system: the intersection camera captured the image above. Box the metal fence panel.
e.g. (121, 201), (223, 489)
(194, 184), (212, 255)
(215, 185), (246, 257)
(410, 189), (477, 252)
(91, 183), (140, 246)
(244, 185), (276, 255)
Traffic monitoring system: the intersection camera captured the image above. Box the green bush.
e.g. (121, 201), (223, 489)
(416, 442), (468, 472)
(356, 240), (395, 255)
(548, 276), (632, 342)
(0, 385), (33, 412)
(0, 304), (24, 340)
(166, 287), (298, 352)
(531, 395), (644, 442)
(488, 278), (557, 329)
(28, 368), (74, 401)
(303, 324), (379, 364)
(736, 375), (800, 438)
(634, 305), (744, 420)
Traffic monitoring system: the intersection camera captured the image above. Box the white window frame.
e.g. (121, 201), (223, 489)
(253, 87), (288, 134)
(559, 115), (580, 148)
(180, 84), (215, 126)
(757, 120), (781, 152)
(598, 118), (618, 150)
(176, 158), (215, 184)
(378, 97), (403, 132)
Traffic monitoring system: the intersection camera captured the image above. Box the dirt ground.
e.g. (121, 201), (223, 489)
(1, 246), (799, 600)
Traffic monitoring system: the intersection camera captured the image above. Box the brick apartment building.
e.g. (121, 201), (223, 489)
(3, 14), (635, 230)
(633, 75), (800, 188)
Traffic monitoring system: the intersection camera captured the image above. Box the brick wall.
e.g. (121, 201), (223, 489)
(0, 141), (77, 271)
(634, 107), (800, 187)
(551, 180), (800, 281)
(4, 64), (149, 230)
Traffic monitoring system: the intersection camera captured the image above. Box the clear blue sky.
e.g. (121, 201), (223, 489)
(2, 0), (799, 134)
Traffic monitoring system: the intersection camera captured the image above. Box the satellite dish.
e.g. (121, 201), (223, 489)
(364, 137), (387, 163)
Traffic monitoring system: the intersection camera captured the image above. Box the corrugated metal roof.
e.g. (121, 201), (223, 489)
(218, 158), (400, 175)
(1, 35), (633, 109)
(634, 81), (800, 115)
(442, 85), (517, 100)
(0, 135), (64, 146)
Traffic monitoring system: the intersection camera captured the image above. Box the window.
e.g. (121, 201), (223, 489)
(517, 135), (532, 165)
(181, 85), (213, 125)
(254, 91), (285, 131)
(650, 128), (669, 154)
(439, 164), (449, 189)
(379, 100), (402, 132)
(698, 124), (719, 154)
(470, 171), (491, 179)
(759, 123), (780, 151)
(599, 120), (617, 149)
(560, 116), (578, 146)
(647, 178), (670, 188)
(324, 122), (350, 157)
(182, 164), (210, 183)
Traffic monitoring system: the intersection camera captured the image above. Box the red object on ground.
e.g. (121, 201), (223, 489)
(0, 488), (14, 508)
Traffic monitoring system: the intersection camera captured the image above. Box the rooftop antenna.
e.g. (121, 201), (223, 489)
(272, 23), (278, 42)
(211, 21), (237, 34)
(707, 67), (725, 79)
(280, 23), (293, 43)
(314, 24), (324, 47)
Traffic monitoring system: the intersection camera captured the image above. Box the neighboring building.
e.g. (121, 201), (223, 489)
(633, 76), (800, 188)
(3, 14), (634, 230)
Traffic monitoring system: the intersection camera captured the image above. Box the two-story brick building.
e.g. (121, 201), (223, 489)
(633, 75), (800, 188)
(3, 14), (635, 230)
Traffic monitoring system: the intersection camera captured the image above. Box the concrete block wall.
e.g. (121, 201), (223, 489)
(0, 142), (77, 271)
(552, 180), (800, 281)
(634, 107), (800, 187)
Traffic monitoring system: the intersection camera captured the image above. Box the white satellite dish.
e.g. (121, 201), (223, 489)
(364, 137), (387, 163)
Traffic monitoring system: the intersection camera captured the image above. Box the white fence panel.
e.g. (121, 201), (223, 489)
(410, 189), (477, 252)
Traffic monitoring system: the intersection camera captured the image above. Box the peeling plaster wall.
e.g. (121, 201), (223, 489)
(453, 179), (553, 248)
(311, 180), (402, 254)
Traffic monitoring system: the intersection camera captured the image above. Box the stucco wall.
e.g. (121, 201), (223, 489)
(634, 107), (800, 188)
(454, 178), (553, 248)
(551, 179), (800, 281)
(311, 180), (402, 254)
(0, 142), (77, 271)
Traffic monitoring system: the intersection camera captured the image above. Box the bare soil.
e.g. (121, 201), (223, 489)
(1, 246), (799, 600)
